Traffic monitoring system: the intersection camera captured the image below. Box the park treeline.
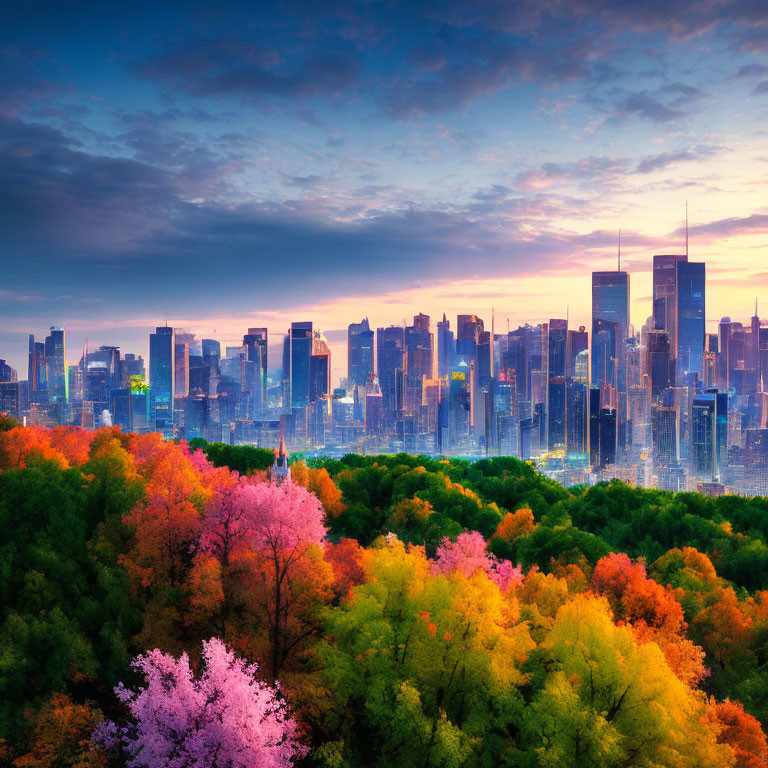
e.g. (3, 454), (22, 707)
(1, 421), (768, 767)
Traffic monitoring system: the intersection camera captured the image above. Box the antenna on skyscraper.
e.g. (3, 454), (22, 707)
(165, 307), (168, 328)
(617, 229), (621, 272)
(685, 201), (689, 258)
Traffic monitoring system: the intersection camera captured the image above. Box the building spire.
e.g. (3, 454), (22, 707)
(279, 414), (287, 457)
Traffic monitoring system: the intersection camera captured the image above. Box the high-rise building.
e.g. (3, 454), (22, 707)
(547, 319), (567, 451)
(404, 315), (433, 412)
(310, 331), (331, 405)
(566, 347), (590, 459)
(653, 254), (687, 334)
(646, 330), (672, 403)
(456, 314), (484, 366)
(690, 389), (727, 481)
(283, 321), (313, 411)
(591, 270), (630, 392)
(243, 328), (268, 408)
(675, 260), (705, 384)
(652, 404), (680, 467)
(202, 338), (221, 363)
(150, 326), (176, 433)
(436, 314), (455, 378)
(377, 325), (405, 417)
(347, 318), (374, 389)
(44, 326), (67, 403)
(175, 340), (190, 397)
(27, 334), (47, 400)
(0, 359), (17, 383)
(566, 326), (588, 377)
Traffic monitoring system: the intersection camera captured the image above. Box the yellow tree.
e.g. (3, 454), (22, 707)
(524, 594), (734, 768)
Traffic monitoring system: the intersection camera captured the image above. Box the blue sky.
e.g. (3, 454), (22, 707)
(2, 0), (768, 377)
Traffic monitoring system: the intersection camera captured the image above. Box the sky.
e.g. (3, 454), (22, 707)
(2, 0), (768, 381)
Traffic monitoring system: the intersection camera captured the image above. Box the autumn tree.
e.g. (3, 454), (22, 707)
(121, 444), (205, 590)
(0, 426), (68, 471)
(433, 530), (523, 592)
(198, 479), (330, 680)
(591, 552), (707, 685)
(291, 461), (345, 518)
(97, 638), (306, 768)
(311, 536), (533, 767)
(323, 537), (367, 600)
(12, 693), (104, 768)
(521, 595), (734, 768)
(706, 698), (768, 768)
(494, 506), (535, 541)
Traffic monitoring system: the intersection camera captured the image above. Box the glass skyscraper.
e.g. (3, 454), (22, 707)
(149, 325), (175, 432)
(285, 321), (312, 411)
(377, 325), (405, 416)
(591, 270), (629, 392)
(347, 318), (374, 389)
(44, 326), (67, 403)
(675, 261), (706, 383)
(547, 319), (567, 450)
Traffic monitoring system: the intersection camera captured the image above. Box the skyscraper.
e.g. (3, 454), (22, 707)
(0, 359), (17, 383)
(27, 334), (46, 400)
(404, 315), (433, 412)
(347, 318), (374, 389)
(653, 254), (687, 334)
(174, 339), (190, 397)
(149, 325), (175, 433)
(675, 260), (705, 383)
(690, 389), (727, 481)
(591, 270), (630, 392)
(646, 329), (672, 403)
(377, 325), (405, 416)
(243, 328), (268, 408)
(283, 322), (313, 412)
(547, 318), (567, 451)
(44, 326), (67, 403)
(456, 314), (483, 366)
(436, 314), (455, 378)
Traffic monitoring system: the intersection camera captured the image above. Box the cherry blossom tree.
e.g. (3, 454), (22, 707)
(200, 478), (329, 679)
(95, 637), (306, 768)
(433, 530), (523, 592)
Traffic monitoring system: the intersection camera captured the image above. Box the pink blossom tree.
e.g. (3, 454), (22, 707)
(95, 638), (306, 768)
(433, 531), (523, 592)
(200, 478), (329, 679)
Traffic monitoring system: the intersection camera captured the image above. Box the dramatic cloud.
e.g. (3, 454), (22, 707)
(1, 0), (768, 371)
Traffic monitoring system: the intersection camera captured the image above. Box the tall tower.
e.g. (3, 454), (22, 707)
(547, 318), (568, 451)
(149, 325), (176, 433)
(347, 318), (374, 389)
(674, 260), (706, 384)
(243, 328), (268, 408)
(376, 325), (405, 418)
(284, 322), (312, 411)
(591, 270), (630, 393)
(44, 326), (67, 403)
(436, 314), (455, 378)
(652, 254), (687, 336)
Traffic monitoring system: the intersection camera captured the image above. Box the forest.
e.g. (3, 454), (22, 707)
(1, 418), (768, 767)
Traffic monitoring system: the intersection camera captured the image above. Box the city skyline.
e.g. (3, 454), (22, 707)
(0, 251), (760, 384)
(3, 1), (768, 374)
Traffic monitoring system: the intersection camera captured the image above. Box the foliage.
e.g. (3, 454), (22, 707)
(3, 428), (768, 765)
(97, 638), (305, 768)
